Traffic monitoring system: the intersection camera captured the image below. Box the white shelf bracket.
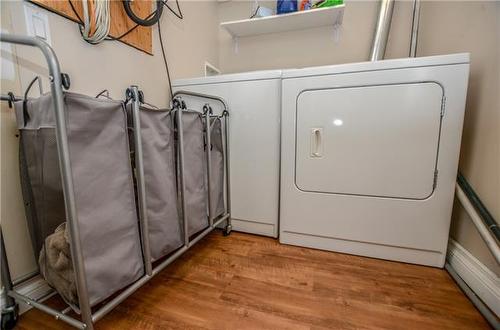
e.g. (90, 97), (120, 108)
(332, 22), (342, 44)
(232, 36), (239, 54)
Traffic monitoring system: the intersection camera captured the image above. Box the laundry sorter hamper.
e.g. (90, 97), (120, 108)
(0, 34), (231, 330)
(16, 91), (145, 309)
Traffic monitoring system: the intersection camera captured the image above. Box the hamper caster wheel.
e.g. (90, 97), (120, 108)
(223, 224), (232, 236)
(1, 305), (18, 330)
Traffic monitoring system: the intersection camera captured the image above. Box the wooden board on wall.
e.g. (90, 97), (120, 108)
(30, 0), (153, 55)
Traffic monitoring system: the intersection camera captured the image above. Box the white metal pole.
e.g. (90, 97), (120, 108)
(369, 0), (395, 61)
(455, 184), (500, 264)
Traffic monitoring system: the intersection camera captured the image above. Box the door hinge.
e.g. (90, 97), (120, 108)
(433, 169), (439, 189)
(440, 96), (446, 117)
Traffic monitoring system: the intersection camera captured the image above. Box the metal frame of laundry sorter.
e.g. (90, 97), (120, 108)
(0, 33), (232, 330)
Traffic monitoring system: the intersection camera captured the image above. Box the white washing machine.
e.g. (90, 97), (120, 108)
(172, 71), (282, 237)
(280, 54), (470, 267)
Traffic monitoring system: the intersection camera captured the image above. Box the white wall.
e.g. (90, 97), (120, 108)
(1, 0), (219, 280)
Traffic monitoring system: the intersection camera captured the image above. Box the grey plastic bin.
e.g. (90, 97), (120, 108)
(127, 104), (183, 261)
(179, 111), (209, 236)
(210, 117), (225, 219)
(15, 92), (144, 307)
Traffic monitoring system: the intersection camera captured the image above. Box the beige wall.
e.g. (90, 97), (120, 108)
(218, 0), (414, 73)
(217, 1), (499, 274)
(417, 1), (499, 275)
(1, 8), (37, 278)
(1, 0), (219, 279)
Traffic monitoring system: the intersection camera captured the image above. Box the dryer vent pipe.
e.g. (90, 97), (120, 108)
(369, 0), (395, 61)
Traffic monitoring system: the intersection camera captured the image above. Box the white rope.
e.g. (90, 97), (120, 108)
(80, 0), (110, 44)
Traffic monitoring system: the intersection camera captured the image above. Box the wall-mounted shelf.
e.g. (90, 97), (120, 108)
(221, 5), (345, 38)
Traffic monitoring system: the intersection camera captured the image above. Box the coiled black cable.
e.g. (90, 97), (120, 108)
(122, 0), (164, 27)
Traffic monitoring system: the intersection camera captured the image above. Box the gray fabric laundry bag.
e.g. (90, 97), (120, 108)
(127, 104), (183, 261)
(179, 111), (209, 236)
(18, 128), (65, 258)
(15, 92), (144, 307)
(210, 117), (225, 219)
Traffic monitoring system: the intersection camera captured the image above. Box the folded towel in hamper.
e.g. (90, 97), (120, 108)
(39, 222), (79, 311)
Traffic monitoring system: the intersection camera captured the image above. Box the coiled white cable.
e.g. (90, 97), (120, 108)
(80, 0), (110, 44)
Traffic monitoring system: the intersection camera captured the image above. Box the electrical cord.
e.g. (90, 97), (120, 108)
(68, 0), (83, 23)
(80, 0), (111, 44)
(122, 0), (163, 26)
(68, 0), (182, 103)
(67, 0), (154, 42)
(106, 11), (155, 41)
(250, 5), (261, 18)
(162, 0), (183, 20)
(157, 0), (183, 100)
(157, 18), (173, 100)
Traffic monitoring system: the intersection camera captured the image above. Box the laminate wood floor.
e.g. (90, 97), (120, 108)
(17, 231), (490, 329)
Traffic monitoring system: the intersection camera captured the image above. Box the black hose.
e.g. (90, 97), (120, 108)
(122, 0), (164, 27)
(22, 76), (42, 125)
(457, 172), (500, 241)
(157, 19), (173, 100)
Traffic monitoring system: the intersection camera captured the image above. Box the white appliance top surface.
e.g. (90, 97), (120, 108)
(282, 53), (470, 78)
(172, 69), (283, 86)
(173, 53), (469, 86)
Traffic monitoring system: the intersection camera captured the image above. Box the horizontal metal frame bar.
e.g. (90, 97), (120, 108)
(1, 94), (21, 102)
(8, 290), (86, 329)
(92, 214), (229, 322)
(6, 212), (230, 328)
(172, 90), (229, 112)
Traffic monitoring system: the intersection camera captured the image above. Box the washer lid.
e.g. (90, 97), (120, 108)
(295, 82), (444, 200)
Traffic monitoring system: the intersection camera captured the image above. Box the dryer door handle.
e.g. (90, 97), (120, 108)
(311, 128), (323, 158)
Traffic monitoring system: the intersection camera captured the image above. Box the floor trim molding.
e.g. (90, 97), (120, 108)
(447, 239), (500, 317)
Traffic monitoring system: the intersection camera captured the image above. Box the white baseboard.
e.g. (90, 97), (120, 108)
(1, 276), (53, 314)
(447, 239), (500, 317)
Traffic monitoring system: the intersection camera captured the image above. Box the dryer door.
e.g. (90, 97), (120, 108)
(295, 82), (443, 199)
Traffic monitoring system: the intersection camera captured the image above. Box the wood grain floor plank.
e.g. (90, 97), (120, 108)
(16, 231), (491, 329)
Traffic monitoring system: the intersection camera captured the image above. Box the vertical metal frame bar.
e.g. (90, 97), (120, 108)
(223, 111), (232, 231)
(0, 33), (94, 330)
(1, 229), (16, 310)
(204, 106), (214, 225)
(130, 86), (153, 275)
(176, 106), (189, 246)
